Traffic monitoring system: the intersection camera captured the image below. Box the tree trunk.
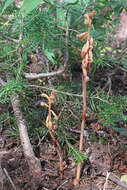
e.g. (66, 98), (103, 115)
(10, 93), (41, 178)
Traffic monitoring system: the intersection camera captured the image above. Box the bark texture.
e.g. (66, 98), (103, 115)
(10, 93), (41, 178)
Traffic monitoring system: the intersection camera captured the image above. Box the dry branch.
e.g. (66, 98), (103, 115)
(3, 168), (16, 190)
(103, 172), (127, 189)
(24, 67), (65, 79)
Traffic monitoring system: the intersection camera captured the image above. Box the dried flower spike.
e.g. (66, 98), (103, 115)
(74, 10), (96, 186)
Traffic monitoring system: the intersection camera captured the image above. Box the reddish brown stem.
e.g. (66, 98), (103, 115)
(49, 131), (63, 178)
(74, 74), (87, 186)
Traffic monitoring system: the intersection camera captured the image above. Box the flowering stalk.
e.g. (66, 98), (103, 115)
(40, 91), (63, 178)
(74, 10), (96, 186)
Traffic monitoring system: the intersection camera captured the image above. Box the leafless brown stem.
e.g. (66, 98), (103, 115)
(74, 75), (87, 186)
(49, 131), (63, 178)
(74, 11), (96, 186)
(41, 91), (63, 178)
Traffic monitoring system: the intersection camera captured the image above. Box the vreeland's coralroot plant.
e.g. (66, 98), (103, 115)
(40, 91), (63, 178)
(74, 10), (96, 186)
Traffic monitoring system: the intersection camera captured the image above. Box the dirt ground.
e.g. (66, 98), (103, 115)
(0, 67), (127, 190)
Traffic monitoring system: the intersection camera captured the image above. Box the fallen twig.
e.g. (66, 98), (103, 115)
(103, 172), (127, 189)
(91, 159), (127, 189)
(3, 168), (16, 190)
(56, 179), (69, 190)
(119, 66), (127, 73)
(103, 171), (110, 190)
(24, 67), (65, 79)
